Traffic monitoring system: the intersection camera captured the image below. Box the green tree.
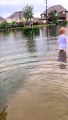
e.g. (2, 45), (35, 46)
(11, 21), (17, 28)
(0, 21), (9, 29)
(49, 10), (58, 24)
(23, 5), (34, 21)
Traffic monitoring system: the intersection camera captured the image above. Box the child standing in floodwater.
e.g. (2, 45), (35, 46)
(58, 27), (67, 69)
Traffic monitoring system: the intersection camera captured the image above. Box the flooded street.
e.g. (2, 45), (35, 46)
(0, 26), (68, 120)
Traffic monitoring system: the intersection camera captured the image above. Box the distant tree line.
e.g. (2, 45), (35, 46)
(0, 6), (67, 30)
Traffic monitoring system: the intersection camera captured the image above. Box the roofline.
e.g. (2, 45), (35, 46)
(6, 11), (23, 19)
(41, 4), (68, 15)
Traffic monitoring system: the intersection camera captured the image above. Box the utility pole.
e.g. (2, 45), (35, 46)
(46, 0), (47, 24)
(19, 11), (21, 23)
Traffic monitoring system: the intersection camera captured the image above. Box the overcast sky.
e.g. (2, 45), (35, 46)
(0, 0), (68, 18)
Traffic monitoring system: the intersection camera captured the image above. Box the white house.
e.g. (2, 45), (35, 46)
(6, 11), (25, 23)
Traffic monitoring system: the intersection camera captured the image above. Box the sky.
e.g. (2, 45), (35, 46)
(0, 0), (68, 18)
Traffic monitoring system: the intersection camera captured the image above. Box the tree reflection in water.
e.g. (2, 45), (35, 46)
(47, 25), (58, 37)
(24, 30), (40, 53)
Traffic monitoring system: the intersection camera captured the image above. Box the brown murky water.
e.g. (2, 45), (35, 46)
(0, 25), (68, 120)
(6, 57), (68, 120)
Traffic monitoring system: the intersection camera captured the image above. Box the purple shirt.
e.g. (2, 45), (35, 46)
(58, 35), (66, 49)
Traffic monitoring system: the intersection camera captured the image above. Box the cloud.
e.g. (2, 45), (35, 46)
(0, 0), (68, 18)
(48, 0), (68, 8)
(0, 0), (45, 18)
(1, 0), (22, 5)
(1, 0), (45, 6)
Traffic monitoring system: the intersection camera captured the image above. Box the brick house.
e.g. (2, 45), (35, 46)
(6, 11), (25, 23)
(41, 5), (68, 23)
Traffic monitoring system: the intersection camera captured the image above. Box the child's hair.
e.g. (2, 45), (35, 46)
(59, 27), (66, 35)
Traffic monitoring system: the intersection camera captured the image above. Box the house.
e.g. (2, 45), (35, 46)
(0, 16), (5, 23)
(33, 17), (41, 24)
(34, 17), (41, 23)
(6, 11), (25, 23)
(41, 5), (68, 23)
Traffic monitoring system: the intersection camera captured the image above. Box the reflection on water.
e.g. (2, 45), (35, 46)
(0, 25), (68, 120)
(47, 25), (58, 37)
(59, 63), (66, 69)
(0, 106), (7, 120)
(23, 31), (37, 53)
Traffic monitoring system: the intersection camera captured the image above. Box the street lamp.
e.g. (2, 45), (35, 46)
(46, 0), (47, 24)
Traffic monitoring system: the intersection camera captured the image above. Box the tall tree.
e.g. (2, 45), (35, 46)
(23, 5), (33, 21)
(49, 10), (58, 24)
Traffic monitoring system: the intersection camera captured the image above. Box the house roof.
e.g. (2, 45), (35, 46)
(34, 17), (41, 20)
(0, 16), (5, 22)
(41, 5), (67, 15)
(6, 11), (24, 19)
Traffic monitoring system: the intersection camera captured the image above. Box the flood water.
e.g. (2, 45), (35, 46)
(0, 25), (68, 120)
